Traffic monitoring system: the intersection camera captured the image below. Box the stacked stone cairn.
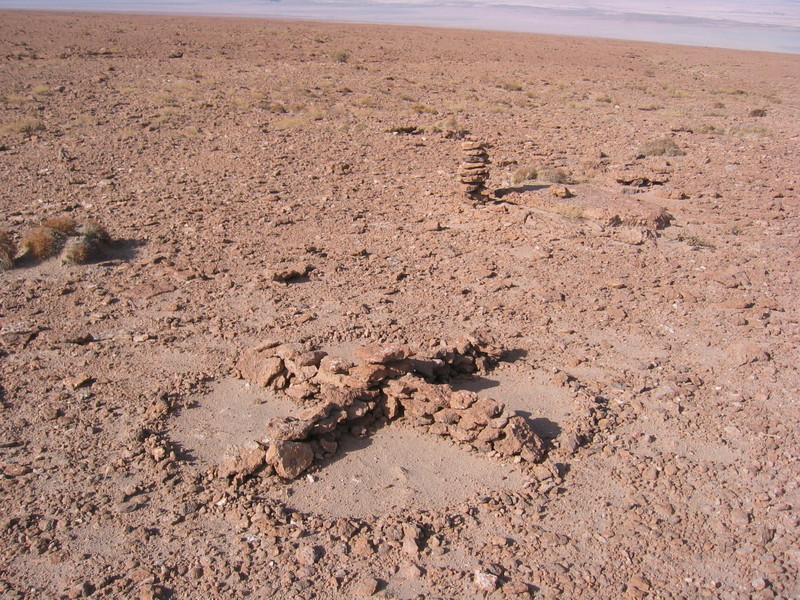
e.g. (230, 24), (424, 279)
(460, 140), (491, 202)
(223, 334), (546, 482)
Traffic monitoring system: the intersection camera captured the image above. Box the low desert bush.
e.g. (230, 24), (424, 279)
(1, 117), (44, 135)
(21, 226), (67, 260)
(0, 230), (16, 271)
(537, 167), (572, 184)
(432, 116), (468, 138)
(636, 137), (685, 158)
(749, 108), (767, 117)
(500, 81), (524, 92)
(332, 50), (349, 63)
(677, 231), (714, 248)
(510, 166), (538, 185)
(554, 203), (585, 221)
(42, 216), (78, 235)
(412, 104), (438, 115)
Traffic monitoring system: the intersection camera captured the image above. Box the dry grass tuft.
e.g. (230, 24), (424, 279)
(636, 137), (685, 158)
(510, 166), (538, 185)
(41, 216), (77, 235)
(0, 230), (17, 271)
(554, 203), (586, 221)
(677, 231), (715, 248)
(537, 167), (572, 184)
(77, 220), (111, 245)
(1, 117), (44, 135)
(22, 227), (67, 260)
(62, 236), (96, 265)
(432, 116), (468, 139)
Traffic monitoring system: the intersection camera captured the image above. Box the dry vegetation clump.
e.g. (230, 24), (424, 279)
(21, 226), (67, 261)
(749, 108), (767, 117)
(433, 116), (469, 139)
(636, 137), (685, 158)
(554, 203), (586, 220)
(677, 230), (715, 248)
(41, 216), (78, 235)
(0, 230), (17, 271)
(537, 167), (572, 184)
(1, 117), (44, 135)
(510, 166), (538, 185)
(19, 218), (111, 265)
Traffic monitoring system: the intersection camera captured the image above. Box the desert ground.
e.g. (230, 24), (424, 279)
(0, 10), (799, 600)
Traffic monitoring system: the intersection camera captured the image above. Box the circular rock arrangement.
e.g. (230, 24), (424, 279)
(226, 336), (546, 482)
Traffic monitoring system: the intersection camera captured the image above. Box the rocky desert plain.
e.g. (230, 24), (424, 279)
(1, 10), (799, 600)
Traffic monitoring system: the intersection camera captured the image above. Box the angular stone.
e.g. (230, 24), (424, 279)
(346, 363), (393, 384)
(450, 390), (478, 409)
(271, 263), (312, 282)
(354, 343), (412, 364)
(353, 577), (379, 596)
(319, 354), (353, 374)
(285, 382), (317, 400)
(264, 417), (313, 441)
(474, 570), (499, 592)
(218, 442), (267, 480)
(265, 441), (314, 479)
(494, 415), (545, 462)
(476, 426), (502, 443)
(433, 408), (461, 424)
(414, 382), (452, 410)
(463, 397), (504, 425)
(310, 409), (348, 434)
(296, 350), (327, 367)
(236, 349), (284, 388)
(401, 395), (437, 418)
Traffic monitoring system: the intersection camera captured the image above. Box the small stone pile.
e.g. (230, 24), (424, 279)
(225, 336), (546, 481)
(459, 140), (490, 201)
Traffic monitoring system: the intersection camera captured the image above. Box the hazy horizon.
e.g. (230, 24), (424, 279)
(1, 0), (799, 54)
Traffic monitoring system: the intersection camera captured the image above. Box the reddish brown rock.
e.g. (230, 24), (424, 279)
(265, 440), (314, 479)
(264, 417), (313, 441)
(493, 415), (545, 462)
(236, 348), (285, 388)
(218, 442), (268, 480)
(354, 343), (412, 364)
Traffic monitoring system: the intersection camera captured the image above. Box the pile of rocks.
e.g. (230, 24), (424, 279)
(226, 337), (546, 481)
(459, 140), (491, 201)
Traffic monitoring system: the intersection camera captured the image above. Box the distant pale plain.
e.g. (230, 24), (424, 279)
(1, 0), (799, 53)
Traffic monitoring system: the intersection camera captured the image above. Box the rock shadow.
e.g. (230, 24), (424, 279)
(494, 184), (549, 198)
(102, 237), (145, 263)
(309, 430), (378, 471)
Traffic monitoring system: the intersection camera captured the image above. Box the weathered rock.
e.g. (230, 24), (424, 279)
(474, 570), (499, 592)
(236, 348), (284, 388)
(354, 343), (412, 364)
(218, 442), (268, 480)
(264, 417), (313, 441)
(353, 577), (379, 596)
(271, 263), (312, 282)
(493, 415), (545, 461)
(265, 441), (314, 479)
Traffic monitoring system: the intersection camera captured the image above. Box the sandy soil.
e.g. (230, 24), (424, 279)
(1, 10), (799, 600)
